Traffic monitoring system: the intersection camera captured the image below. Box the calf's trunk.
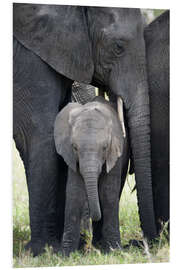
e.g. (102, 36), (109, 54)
(83, 171), (101, 222)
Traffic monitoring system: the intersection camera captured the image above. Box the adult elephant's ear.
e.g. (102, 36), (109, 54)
(54, 103), (82, 172)
(13, 3), (94, 83)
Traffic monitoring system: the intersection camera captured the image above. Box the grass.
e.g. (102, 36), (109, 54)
(12, 141), (169, 267)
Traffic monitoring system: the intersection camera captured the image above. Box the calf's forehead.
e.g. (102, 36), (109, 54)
(72, 113), (110, 144)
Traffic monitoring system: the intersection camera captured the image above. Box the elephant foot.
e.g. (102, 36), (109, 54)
(124, 238), (160, 250)
(60, 234), (89, 257)
(25, 240), (46, 257)
(93, 238), (122, 253)
(61, 248), (71, 257)
(47, 239), (61, 254)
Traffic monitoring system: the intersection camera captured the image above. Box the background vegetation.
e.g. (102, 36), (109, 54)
(13, 8), (168, 268)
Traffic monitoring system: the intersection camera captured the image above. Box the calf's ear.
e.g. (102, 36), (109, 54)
(54, 103), (82, 172)
(106, 115), (124, 173)
(92, 102), (124, 173)
(106, 135), (122, 173)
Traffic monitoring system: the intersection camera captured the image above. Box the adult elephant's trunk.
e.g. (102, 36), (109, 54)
(82, 171), (101, 222)
(117, 81), (157, 240)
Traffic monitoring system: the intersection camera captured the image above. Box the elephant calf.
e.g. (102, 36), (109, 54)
(54, 96), (129, 256)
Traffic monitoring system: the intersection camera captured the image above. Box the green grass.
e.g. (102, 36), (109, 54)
(13, 141), (169, 267)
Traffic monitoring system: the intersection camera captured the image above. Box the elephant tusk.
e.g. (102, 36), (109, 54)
(117, 97), (126, 138)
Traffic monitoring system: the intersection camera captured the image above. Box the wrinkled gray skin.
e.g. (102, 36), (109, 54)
(13, 4), (157, 256)
(72, 82), (96, 104)
(54, 97), (129, 256)
(145, 10), (169, 234)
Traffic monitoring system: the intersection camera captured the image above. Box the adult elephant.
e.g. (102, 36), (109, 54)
(13, 4), (157, 256)
(71, 10), (170, 240)
(145, 10), (169, 234)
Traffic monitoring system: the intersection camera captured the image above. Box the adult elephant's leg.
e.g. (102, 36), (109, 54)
(93, 162), (122, 252)
(150, 90), (169, 233)
(13, 37), (72, 256)
(152, 161), (169, 234)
